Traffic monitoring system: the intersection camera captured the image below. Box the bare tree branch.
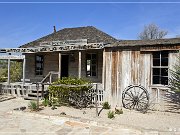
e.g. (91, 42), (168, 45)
(138, 23), (168, 40)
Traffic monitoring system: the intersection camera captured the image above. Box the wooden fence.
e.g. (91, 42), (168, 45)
(0, 83), (104, 104)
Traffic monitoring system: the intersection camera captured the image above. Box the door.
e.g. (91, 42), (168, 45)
(61, 55), (69, 78)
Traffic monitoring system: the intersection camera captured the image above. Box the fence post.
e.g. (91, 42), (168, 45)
(41, 84), (44, 98)
(95, 83), (98, 117)
(36, 83), (39, 110)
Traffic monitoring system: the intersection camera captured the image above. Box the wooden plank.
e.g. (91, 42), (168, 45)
(58, 53), (61, 79)
(102, 49), (105, 89)
(7, 59), (10, 85)
(2, 43), (104, 53)
(111, 51), (117, 96)
(140, 45), (180, 51)
(0, 55), (25, 60)
(78, 51), (81, 79)
(22, 56), (26, 85)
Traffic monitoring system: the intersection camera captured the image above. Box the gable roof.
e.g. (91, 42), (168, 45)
(106, 38), (180, 48)
(20, 26), (117, 48)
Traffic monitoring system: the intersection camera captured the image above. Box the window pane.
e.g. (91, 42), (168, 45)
(86, 60), (91, 77)
(153, 52), (160, 58)
(153, 76), (160, 84)
(92, 54), (96, 59)
(153, 59), (160, 66)
(161, 51), (168, 58)
(92, 72), (96, 76)
(161, 77), (168, 85)
(35, 55), (43, 75)
(92, 65), (96, 71)
(153, 68), (160, 75)
(86, 54), (91, 60)
(86, 53), (97, 77)
(92, 60), (96, 64)
(161, 58), (168, 66)
(161, 68), (168, 76)
(86, 71), (91, 76)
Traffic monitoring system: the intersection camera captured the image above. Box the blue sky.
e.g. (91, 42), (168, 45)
(0, 0), (180, 48)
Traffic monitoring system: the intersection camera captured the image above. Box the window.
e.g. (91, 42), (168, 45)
(86, 53), (97, 77)
(35, 55), (44, 75)
(152, 51), (169, 85)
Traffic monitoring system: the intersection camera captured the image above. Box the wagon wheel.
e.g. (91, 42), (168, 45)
(122, 85), (149, 111)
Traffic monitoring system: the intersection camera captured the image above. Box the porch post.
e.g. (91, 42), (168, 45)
(7, 58), (10, 85)
(22, 56), (26, 85)
(78, 51), (81, 79)
(102, 49), (105, 89)
(58, 52), (61, 79)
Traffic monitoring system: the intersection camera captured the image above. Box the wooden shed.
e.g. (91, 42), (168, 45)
(103, 39), (180, 107)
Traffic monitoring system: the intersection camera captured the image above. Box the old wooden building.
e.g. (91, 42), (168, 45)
(1, 26), (180, 107)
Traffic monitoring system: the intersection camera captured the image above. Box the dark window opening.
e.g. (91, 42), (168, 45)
(86, 53), (97, 77)
(35, 55), (44, 75)
(152, 51), (169, 85)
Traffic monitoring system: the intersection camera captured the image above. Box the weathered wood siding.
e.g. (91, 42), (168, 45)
(104, 49), (180, 107)
(104, 50), (151, 106)
(25, 52), (59, 82)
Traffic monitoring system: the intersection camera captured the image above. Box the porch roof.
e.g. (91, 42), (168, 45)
(105, 38), (180, 47)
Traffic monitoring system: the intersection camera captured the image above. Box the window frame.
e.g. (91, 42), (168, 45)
(35, 55), (44, 76)
(86, 53), (98, 77)
(151, 51), (169, 86)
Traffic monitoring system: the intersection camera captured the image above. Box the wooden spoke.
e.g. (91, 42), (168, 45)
(122, 85), (149, 111)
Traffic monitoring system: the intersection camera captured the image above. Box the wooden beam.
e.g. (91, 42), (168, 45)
(102, 49), (105, 90)
(78, 51), (81, 79)
(140, 45), (180, 51)
(58, 52), (61, 79)
(0, 55), (25, 60)
(1, 43), (104, 53)
(22, 56), (26, 85)
(7, 59), (10, 85)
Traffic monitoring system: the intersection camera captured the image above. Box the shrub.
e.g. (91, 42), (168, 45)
(115, 108), (123, 115)
(102, 102), (111, 109)
(48, 77), (92, 105)
(42, 98), (50, 107)
(108, 111), (115, 119)
(28, 101), (38, 111)
(169, 55), (180, 93)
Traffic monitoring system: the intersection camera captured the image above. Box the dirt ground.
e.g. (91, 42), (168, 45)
(0, 97), (180, 135)
(34, 103), (180, 133)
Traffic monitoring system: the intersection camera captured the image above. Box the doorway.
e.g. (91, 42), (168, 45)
(61, 55), (69, 78)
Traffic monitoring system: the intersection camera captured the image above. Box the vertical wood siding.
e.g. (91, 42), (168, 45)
(104, 50), (151, 106)
(104, 49), (180, 107)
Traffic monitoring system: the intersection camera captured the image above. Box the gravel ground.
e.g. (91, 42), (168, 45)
(35, 105), (180, 133)
(0, 97), (179, 134)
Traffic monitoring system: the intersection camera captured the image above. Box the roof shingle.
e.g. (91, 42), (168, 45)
(106, 38), (180, 47)
(20, 26), (117, 48)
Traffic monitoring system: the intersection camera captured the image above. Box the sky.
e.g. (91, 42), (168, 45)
(0, 0), (180, 48)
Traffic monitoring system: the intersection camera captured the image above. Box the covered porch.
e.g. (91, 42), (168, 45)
(0, 42), (105, 103)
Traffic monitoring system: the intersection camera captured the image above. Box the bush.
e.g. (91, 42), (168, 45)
(28, 101), (38, 111)
(0, 61), (22, 83)
(48, 77), (92, 106)
(42, 98), (50, 107)
(115, 108), (123, 115)
(108, 111), (115, 119)
(102, 102), (111, 109)
(169, 55), (180, 93)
